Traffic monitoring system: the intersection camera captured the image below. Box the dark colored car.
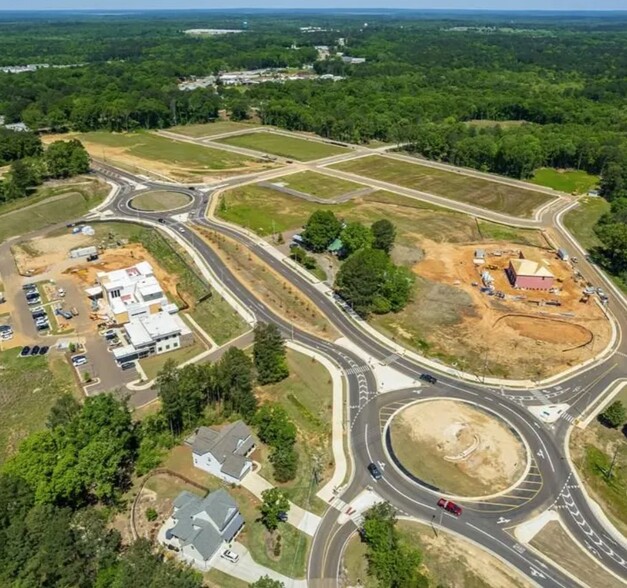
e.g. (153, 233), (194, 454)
(120, 362), (135, 371)
(20, 346), (31, 357)
(86, 254), (99, 262)
(419, 373), (437, 384)
(30, 345), (40, 356)
(158, 218), (166, 224)
(437, 498), (462, 517)
(36, 323), (50, 331)
(22, 284), (36, 291)
(368, 462), (382, 481)
(278, 511), (288, 523)
(38, 346), (49, 355)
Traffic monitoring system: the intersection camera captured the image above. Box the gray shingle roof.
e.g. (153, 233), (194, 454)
(192, 421), (254, 465)
(169, 489), (241, 560)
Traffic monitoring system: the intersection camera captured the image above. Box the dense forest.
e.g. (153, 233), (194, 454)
(0, 11), (625, 271)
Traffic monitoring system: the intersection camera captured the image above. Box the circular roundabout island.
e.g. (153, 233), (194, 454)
(388, 399), (527, 498)
(130, 190), (192, 212)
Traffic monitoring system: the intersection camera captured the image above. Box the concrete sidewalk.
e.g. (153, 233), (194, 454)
(241, 471), (321, 537)
(212, 542), (307, 588)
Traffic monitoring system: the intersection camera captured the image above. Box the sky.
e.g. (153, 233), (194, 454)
(6, 1), (627, 11)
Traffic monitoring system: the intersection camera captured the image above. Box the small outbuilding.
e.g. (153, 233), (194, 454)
(473, 249), (486, 265)
(507, 258), (554, 290)
(557, 248), (569, 261)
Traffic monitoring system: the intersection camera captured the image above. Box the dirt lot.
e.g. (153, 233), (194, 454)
(390, 400), (526, 496)
(376, 241), (611, 379)
(530, 520), (624, 588)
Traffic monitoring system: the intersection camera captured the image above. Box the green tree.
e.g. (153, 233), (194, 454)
(255, 404), (297, 447)
(47, 393), (81, 429)
(340, 221), (373, 256)
(250, 576), (285, 588)
(302, 210), (342, 252)
(269, 446), (299, 483)
(259, 488), (290, 532)
(371, 219), (396, 254)
(599, 401), (626, 429)
(254, 322), (289, 385)
(216, 347), (257, 420)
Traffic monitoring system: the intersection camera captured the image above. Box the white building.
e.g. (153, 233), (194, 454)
(112, 311), (193, 365)
(90, 261), (176, 324)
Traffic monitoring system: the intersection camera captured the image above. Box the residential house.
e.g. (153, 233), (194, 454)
(191, 421), (255, 484)
(160, 489), (244, 570)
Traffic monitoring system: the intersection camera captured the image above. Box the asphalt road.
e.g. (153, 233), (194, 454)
(91, 158), (627, 587)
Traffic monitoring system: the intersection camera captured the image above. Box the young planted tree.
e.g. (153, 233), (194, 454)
(254, 322), (289, 385)
(259, 488), (290, 532)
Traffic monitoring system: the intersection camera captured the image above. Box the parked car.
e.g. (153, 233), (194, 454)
(35, 317), (49, 326)
(30, 306), (44, 314)
(86, 254), (99, 262)
(30, 345), (40, 356)
(27, 297), (42, 306)
(437, 498), (462, 517)
(32, 312), (46, 320)
(58, 310), (73, 320)
(120, 362), (135, 371)
(38, 346), (49, 355)
(57, 288), (66, 297)
(20, 346), (31, 357)
(367, 462), (383, 481)
(25, 292), (40, 300)
(22, 284), (36, 291)
(220, 550), (239, 564)
(36, 323), (50, 331)
(70, 307), (79, 316)
(0, 325), (12, 333)
(278, 511), (289, 523)
(419, 373), (437, 384)
(72, 355), (87, 367)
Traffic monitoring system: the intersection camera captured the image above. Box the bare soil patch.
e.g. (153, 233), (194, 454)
(390, 400), (526, 496)
(530, 520), (624, 588)
(375, 240), (611, 379)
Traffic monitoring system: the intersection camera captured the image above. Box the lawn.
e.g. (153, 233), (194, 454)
(139, 340), (204, 381)
(0, 179), (109, 241)
(131, 190), (191, 211)
(188, 294), (250, 346)
(167, 120), (258, 138)
(331, 155), (553, 217)
(216, 132), (350, 161)
(0, 350), (77, 464)
(204, 570), (249, 588)
(271, 171), (365, 199)
(256, 349), (333, 514)
(477, 220), (545, 247)
(531, 168), (599, 194)
(563, 196), (610, 250)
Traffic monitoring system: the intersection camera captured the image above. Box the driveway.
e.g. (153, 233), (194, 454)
(212, 542), (307, 588)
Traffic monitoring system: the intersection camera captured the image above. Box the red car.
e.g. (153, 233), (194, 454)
(437, 498), (462, 516)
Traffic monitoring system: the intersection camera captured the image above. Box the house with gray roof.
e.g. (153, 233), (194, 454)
(191, 421), (255, 484)
(159, 489), (244, 570)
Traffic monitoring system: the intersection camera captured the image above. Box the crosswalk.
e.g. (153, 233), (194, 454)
(560, 411), (577, 424)
(345, 365), (370, 375)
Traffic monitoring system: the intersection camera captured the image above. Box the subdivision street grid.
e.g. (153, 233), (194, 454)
(19, 127), (627, 588)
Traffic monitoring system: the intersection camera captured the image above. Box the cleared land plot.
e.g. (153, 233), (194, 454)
(159, 447), (310, 577)
(270, 171), (365, 199)
(330, 155), (553, 217)
(131, 190), (191, 211)
(389, 400), (526, 496)
(45, 131), (267, 182)
(570, 421), (627, 537)
(256, 349), (333, 514)
(531, 168), (599, 194)
(564, 197), (610, 251)
(530, 521), (624, 588)
(465, 119), (527, 129)
(343, 520), (532, 588)
(167, 120), (258, 138)
(0, 179), (109, 241)
(215, 131), (350, 161)
(0, 350), (77, 464)
(189, 294), (249, 345)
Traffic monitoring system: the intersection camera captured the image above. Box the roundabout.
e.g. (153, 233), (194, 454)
(129, 190), (193, 212)
(386, 398), (529, 499)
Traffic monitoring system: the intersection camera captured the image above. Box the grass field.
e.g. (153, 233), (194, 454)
(272, 171), (364, 199)
(256, 349), (333, 514)
(531, 168), (599, 194)
(204, 570), (248, 588)
(0, 179), (109, 241)
(477, 220), (546, 247)
(189, 294), (249, 345)
(0, 350), (77, 464)
(331, 155), (553, 217)
(131, 190), (191, 211)
(139, 340), (204, 381)
(563, 197), (610, 250)
(343, 520), (530, 588)
(167, 120), (258, 138)
(216, 131), (350, 161)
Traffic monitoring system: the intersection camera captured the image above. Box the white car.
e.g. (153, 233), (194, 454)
(72, 355), (87, 367)
(178, 227), (186, 233)
(220, 549), (239, 564)
(58, 288), (66, 297)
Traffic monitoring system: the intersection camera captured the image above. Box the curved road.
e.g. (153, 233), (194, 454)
(91, 159), (627, 587)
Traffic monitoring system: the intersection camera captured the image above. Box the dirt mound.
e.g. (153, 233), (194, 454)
(390, 400), (526, 496)
(497, 315), (592, 347)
